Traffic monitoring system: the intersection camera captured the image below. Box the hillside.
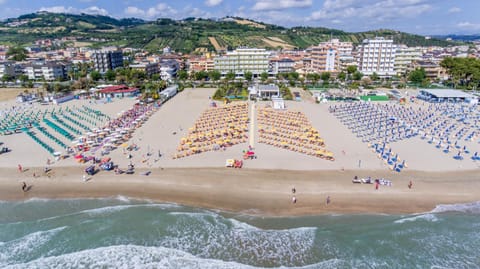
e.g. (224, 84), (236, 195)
(0, 12), (457, 52)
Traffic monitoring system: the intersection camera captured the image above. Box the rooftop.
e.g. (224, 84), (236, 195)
(419, 89), (476, 99)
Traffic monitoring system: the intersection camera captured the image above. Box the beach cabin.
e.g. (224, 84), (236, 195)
(97, 85), (139, 99)
(160, 85), (178, 100)
(417, 89), (477, 103)
(52, 95), (75, 105)
(272, 97), (285, 109)
(249, 84), (280, 100)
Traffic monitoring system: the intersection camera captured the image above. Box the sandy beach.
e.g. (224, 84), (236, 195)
(1, 167), (479, 216)
(1, 87), (479, 215)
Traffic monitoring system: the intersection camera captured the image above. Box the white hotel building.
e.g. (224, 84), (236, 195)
(214, 48), (270, 77)
(358, 37), (396, 77)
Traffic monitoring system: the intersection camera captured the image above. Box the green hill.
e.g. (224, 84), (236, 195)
(0, 12), (457, 52)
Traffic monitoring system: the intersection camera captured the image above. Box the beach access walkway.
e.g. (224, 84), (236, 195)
(249, 101), (255, 148)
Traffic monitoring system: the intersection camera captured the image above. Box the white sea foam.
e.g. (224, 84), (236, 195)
(430, 201), (480, 214)
(3, 245), (344, 269)
(0, 226), (66, 267)
(162, 211), (319, 266)
(394, 213), (439, 224)
(79, 203), (182, 216)
(113, 195), (132, 203)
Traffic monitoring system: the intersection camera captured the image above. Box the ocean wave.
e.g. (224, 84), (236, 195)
(430, 201), (480, 214)
(394, 214), (439, 224)
(2, 245), (345, 269)
(163, 211), (319, 266)
(0, 226), (67, 267)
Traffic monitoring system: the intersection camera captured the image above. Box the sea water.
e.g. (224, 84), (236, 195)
(1, 197), (479, 269)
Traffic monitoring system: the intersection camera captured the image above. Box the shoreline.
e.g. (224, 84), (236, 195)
(2, 167), (479, 216)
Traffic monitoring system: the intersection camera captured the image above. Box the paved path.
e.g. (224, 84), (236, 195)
(249, 102), (255, 147)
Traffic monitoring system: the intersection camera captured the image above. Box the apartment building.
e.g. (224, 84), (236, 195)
(91, 50), (123, 73)
(311, 39), (353, 73)
(188, 56), (215, 73)
(130, 62), (160, 77)
(269, 58), (295, 74)
(395, 45), (422, 76)
(358, 37), (396, 77)
(406, 60), (448, 81)
(24, 61), (69, 81)
(0, 61), (22, 78)
(214, 48), (270, 76)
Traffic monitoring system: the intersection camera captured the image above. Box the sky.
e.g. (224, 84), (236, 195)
(0, 0), (479, 35)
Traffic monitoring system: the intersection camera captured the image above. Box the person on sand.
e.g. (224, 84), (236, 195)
(22, 182), (27, 192)
(375, 181), (379, 190)
(18, 164), (22, 173)
(408, 180), (413, 189)
(326, 196), (331, 205)
(292, 196), (297, 204)
(292, 186), (296, 194)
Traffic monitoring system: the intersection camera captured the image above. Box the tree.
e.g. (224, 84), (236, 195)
(225, 71), (235, 81)
(90, 70), (102, 81)
(18, 74), (29, 82)
(260, 72), (269, 82)
(370, 72), (379, 81)
(440, 57), (480, 89)
(244, 71), (253, 82)
(208, 70), (221, 81)
(306, 73), (320, 85)
(347, 65), (357, 75)
(320, 72), (331, 82)
(337, 71), (346, 81)
(105, 70), (116, 81)
(6, 47), (28, 61)
(177, 70), (188, 80)
(408, 68), (426, 84)
(194, 70), (208, 81)
(288, 72), (299, 81)
(353, 71), (363, 81)
(1, 74), (13, 82)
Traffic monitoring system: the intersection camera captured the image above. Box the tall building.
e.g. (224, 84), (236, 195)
(91, 50), (123, 73)
(214, 48), (270, 76)
(311, 39), (353, 73)
(188, 55), (215, 74)
(395, 45), (422, 76)
(24, 61), (69, 81)
(358, 37), (396, 77)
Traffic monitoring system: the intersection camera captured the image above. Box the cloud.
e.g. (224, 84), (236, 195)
(457, 22), (480, 31)
(448, 7), (461, 13)
(39, 6), (77, 14)
(82, 6), (108, 16)
(0, 0), (6, 5)
(39, 5), (108, 16)
(124, 6), (145, 17)
(309, 0), (433, 22)
(124, 3), (177, 19)
(252, 0), (312, 11)
(204, 0), (223, 7)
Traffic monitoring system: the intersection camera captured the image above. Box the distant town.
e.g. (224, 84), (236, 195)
(1, 34), (480, 101)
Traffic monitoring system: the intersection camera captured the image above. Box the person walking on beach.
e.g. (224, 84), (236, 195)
(375, 181), (379, 190)
(21, 182), (27, 192)
(408, 180), (413, 189)
(292, 196), (297, 204)
(18, 164), (23, 173)
(326, 196), (331, 205)
(292, 186), (296, 194)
